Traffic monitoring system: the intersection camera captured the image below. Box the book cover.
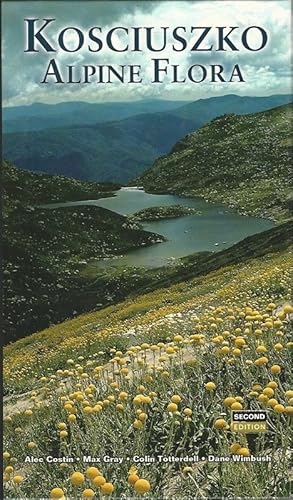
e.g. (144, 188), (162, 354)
(2, 1), (292, 499)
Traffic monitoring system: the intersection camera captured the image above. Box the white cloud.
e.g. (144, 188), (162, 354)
(2, 0), (292, 105)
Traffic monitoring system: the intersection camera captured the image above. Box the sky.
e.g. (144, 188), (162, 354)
(2, 0), (292, 106)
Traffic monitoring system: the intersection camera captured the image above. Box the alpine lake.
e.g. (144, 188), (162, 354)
(42, 187), (274, 269)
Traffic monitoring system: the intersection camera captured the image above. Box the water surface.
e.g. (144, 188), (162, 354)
(43, 187), (274, 268)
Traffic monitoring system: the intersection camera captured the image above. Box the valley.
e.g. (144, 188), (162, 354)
(3, 94), (292, 182)
(3, 95), (293, 500)
(3, 100), (292, 343)
(4, 158), (277, 345)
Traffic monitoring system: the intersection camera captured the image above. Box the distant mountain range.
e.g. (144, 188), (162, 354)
(3, 99), (189, 133)
(137, 103), (293, 222)
(3, 94), (292, 183)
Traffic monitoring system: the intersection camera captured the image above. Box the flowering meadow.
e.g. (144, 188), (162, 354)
(3, 246), (292, 499)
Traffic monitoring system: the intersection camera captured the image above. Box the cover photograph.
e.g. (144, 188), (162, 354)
(2, 0), (292, 498)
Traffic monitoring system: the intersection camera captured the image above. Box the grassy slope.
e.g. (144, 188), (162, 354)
(3, 161), (163, 343)
(4, 219), (292, 394)
(138, 104), (293, 222)
(3, 248), (292, 499)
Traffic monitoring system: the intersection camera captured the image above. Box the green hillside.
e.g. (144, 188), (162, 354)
(2, 161), (163, 343)
(3, 161), (120, 213)
(138, 104), (293, 222)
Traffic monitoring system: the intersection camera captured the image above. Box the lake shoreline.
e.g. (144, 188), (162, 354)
(140, 186), (279, 223)
(42, 187), (273, 269)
